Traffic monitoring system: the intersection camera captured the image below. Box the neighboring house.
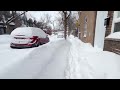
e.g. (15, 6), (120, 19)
(78, 11), (120, 54)
(6, 22), (15, 34)
(78, 11), (108, 48)
(0, 16), (22, 34)
(0, 21), (16, 34)
(104, 11), (120, 54)
(0, 21), (6, 35)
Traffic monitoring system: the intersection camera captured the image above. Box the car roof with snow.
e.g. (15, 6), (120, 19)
(58, 32), (64, 35)
(11, 27), (47, 38)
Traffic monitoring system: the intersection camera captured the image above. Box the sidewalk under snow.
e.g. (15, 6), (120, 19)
(65, 35), (120, 79)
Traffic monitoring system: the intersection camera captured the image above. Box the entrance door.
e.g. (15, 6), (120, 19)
(94, 11), (108, 49)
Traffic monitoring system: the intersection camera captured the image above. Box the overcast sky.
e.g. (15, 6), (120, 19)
(26, 11), (59, 29)
(26, 11), (78, 29)
(27, 11), (58, 21)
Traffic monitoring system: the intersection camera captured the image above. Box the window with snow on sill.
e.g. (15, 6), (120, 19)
(106, 31), (120, 39)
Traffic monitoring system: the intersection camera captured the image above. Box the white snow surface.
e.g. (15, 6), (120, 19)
(106, 31), (120, 39)
(0, 34), (12, 44)
(0, 34), (120, 79)
(65, 35), (120, 79)
(9, 22), (15, 25)
(11, 27), (46, 38)
(0, 34), (69, 79)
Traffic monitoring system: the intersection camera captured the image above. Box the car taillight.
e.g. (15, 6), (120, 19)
(14, 37), (26, 39)
(15, 35), (25, 36)
(30, 36), (38, 43)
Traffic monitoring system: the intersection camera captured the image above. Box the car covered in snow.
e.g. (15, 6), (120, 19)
(43, 29), (52, 35)
(57, 32), (64, 38)
(10, 27), (49, 48)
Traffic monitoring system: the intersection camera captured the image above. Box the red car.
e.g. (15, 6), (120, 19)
(10, 27), (49, 48)
(43, 29), (52, 35)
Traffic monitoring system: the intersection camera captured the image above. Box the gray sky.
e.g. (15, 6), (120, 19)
(26, 11), (79, 29)
(27, 11), (58, 21)
(26, 11), (59, 29)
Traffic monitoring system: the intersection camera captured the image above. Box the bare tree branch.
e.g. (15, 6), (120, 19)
(66, 11), (71, 19)
(6, 11), (27, 25)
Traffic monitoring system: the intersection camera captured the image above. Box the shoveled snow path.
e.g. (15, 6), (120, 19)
(38, 40), (71, 79)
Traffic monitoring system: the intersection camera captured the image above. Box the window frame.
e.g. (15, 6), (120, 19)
(111, 11), (120, 33)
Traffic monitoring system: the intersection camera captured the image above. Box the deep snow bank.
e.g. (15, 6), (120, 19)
(0, 34), (12, 44)
(65, 35), (120, 79)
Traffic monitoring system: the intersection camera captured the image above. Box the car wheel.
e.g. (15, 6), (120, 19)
(39, 42), (42, 45)
(35, 41), (40, 47)
(39, 42), (43, 45)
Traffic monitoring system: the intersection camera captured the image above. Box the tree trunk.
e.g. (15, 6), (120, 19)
(68, 17), (71, 36)
(64, 12), (67, 40)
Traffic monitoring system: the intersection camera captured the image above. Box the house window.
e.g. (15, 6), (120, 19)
(117, 11), (120, 18)
(114, 22), (120, 32)
(83, 16), (87, 37)
(112, 11), (120, 32)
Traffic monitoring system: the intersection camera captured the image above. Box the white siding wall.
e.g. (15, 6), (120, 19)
(94, 11), (108, 49)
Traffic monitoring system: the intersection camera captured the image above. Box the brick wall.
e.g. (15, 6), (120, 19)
(104, 38), (120, 55)
(103, 11), (120, 55)
(79, 11), (97, 46)
(105, 11), (114, 37)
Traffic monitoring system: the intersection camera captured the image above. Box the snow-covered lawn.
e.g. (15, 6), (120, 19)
(0, 34), (120, 79)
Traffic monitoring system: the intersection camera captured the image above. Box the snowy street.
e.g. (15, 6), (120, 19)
(0, 35), (71, 79)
